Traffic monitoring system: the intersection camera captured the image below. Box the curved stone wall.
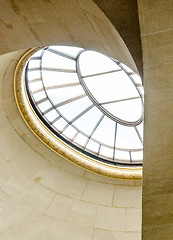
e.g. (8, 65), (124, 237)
(0, 0), (142, 239)
(0, 50), (142, 239)
(0, 0), (138, 73)
(138, 0), (173, 239)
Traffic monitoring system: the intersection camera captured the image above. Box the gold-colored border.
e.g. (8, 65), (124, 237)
(13, 48), (142, 180)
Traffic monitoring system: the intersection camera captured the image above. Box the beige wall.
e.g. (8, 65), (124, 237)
(0, 1), (142, 239)
(93, 0), (143, 76)
(0, 0), (138, 73)
(138, 0), (173, 239)
(0, 50), (142, 240)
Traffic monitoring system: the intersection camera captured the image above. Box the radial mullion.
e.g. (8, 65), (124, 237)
(84, 114), (104, 149)
(82, 69), (121, 78)
(28, 78), (41, 83)
(38, 49), (73, 128)
(129, 151), (132, 163)
(45, 82), (80, 90)
(36, 97), (48, 105)
(31, 88), (44, 94)
(136, 83), (143, 87)
(61, 104), (95, 136)
(54, 94), (86, 108)
(70, 104), (94, 124)
(98, 144), (101, 156)
(42, 67), (76, 73)
(113, 123), (117, 160)
(32, 57), (41, 60)
(41, 94), (85, 115)
(100, 96), (141, 106)
(134, 126), (143, 145)
(47, 48), (76, 61)
(60, 122), (71, 134)
(28, 68), (41, 72)
(71, 131), (79, 142)
(50, 115), (61, 125)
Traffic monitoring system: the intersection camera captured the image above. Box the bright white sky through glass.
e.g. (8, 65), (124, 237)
(26, 46), (144, 165)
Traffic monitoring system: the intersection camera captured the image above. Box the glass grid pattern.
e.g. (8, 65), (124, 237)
(25, 46), (144, 166)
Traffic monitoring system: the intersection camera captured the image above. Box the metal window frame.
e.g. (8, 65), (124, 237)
(13, 47), (143, 180)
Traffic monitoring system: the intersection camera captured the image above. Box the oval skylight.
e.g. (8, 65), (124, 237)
(25, 46), (144, 166)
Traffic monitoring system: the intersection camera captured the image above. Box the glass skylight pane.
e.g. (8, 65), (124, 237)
(46, 85), (84, 105)
(27, 71), (40, 81)
(42, 51), (76, 70)
(120, 63), (134, 73)
(131, 73), (142, 85)
(115, 150), (130, 161)
(73, 107), (103, 136)
(38, 101), (52, 113)
(86, 140), (100, 154)
(74, 134), (88, 147)
(92, 116), (115, 147)
(42, 71), (79, 87)
(116, 124), (142, 149)
(131, 151), (143, 161)
(99, 146), (113, 159)
(136, 122), (143, 140)
(84, 71), (139, 103)
(63, 126), (77, 140)
(29, 81), (43, 92)
(79, 50), (120, 76)
(28, 60), (40, 69)
(137, 87), (144, 96)
(58, 96), (91, 121)
(25, 46), (144, 166)
(33, 92), (46, 102)
(49, 46), (83, 58)
(104, 98), (142, 122)
(44, 109), (59, 122)
(31, 50), (42, 58)
(53, 118), (67, 132)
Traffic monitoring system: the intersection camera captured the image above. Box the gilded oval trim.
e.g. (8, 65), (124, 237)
(14, 48), (142, 180)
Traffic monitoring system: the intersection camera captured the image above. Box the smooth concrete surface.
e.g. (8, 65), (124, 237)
(138, 0), (173, 239)
(0, 50), (142, 239)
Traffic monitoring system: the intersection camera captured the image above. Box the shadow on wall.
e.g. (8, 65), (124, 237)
(0, 0), (139, 73)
